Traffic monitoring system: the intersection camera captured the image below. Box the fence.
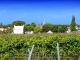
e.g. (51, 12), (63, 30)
(1, 53), (80, 60)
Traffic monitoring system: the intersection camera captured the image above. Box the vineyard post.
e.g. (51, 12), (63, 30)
(28, 45), (34, 60)
(57, 43), (60, 60)
(78, 55), (80, 60)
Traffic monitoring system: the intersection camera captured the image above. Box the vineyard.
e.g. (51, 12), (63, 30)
(0, 33), (80, 60)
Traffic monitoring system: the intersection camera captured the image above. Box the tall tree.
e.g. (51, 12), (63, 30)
(70, 15), (76, 31)
(0, 22), (3, 28)
(0, 22), (2, 26)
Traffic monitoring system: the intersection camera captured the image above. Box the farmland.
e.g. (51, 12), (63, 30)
(0, 33), (80, 60)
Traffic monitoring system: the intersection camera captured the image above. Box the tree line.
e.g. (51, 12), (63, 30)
(0, 15), (78, 34)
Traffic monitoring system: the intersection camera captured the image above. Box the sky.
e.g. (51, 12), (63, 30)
(0, 0), (80, 25)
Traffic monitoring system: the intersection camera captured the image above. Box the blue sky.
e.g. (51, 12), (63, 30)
(0, 0), (80, 25)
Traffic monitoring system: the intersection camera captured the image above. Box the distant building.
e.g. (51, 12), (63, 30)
(75, 26), (78, 30)
(0, 28), (7, 31)
(25, 31), (34, 34)
(66, 27), (71, 33)
(42, 18), (46, 25)
(47, 30), (53, 34)
(13, 25), (24, 34)
(39, 18), (46, 28)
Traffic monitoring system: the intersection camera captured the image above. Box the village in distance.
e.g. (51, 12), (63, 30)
(0, 15), (79, 34)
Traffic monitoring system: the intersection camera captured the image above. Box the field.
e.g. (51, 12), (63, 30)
(0, 33), (80, 60)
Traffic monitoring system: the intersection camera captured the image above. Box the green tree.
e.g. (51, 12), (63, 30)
(2, 25), (8, 28)
(53, 25), (58, 32)
(24, 24), (34, 31)
(70, 15), (76, 31)
(31, 22), (36, 27)
(12, 20), (26, 27)
(6, 28), (13, 33)
(62, 25), (68, 31)
(2, 24), (12, 28)
(42, 24), (53, 32)
(7, 24), (12, 27)
(58, 26), (66, 33)
(34, 26), (42, 33)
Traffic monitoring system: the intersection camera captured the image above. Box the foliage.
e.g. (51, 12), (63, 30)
(0, 23), (3, 27)
(70, 15), (76, 31)
(0, 22), (2, 26)
(12, 20), (26, 27)
(58, 26), (67, 33)
(53, 25), (58, 32)
(0, 24), (11, 28)
(24, 25), (34, 31)
(62, 25), (68, 31)
(0, 33), (80, 59)
(31, 22), (36, 27)
(42, 24), (68, 33)
(42, 24), (53, 32)
(34, 26), (42, 33)
(6, 28), (13, 33)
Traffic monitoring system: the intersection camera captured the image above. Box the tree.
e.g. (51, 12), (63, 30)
(1, 24), (12, 28)
(42, 24), (53, 32)
(53, 25), (58, 32)
(58, 26), (65, 33)
(12, 20), (26, 27)
(31, 22), (36, 27)
(7, 24), (12, 27)
(0, 23), (2, 26)
(70, 15), (76, 31)
(2, 25), (8, 28)
(6, 28), (13, 33)
(24, 24), (34, 31)
(0, 22), (3, 28)
(34, 26), (42, 33)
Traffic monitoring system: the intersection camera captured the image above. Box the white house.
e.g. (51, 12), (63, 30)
(13, 25), (24, 34)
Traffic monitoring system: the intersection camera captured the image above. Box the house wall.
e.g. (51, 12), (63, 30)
(13, 29), (24, 34)
(0, 28), (7, 31)
(13, 25), (24, 34)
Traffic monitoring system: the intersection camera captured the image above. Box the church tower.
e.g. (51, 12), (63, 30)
(42, 18), (46, 25)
